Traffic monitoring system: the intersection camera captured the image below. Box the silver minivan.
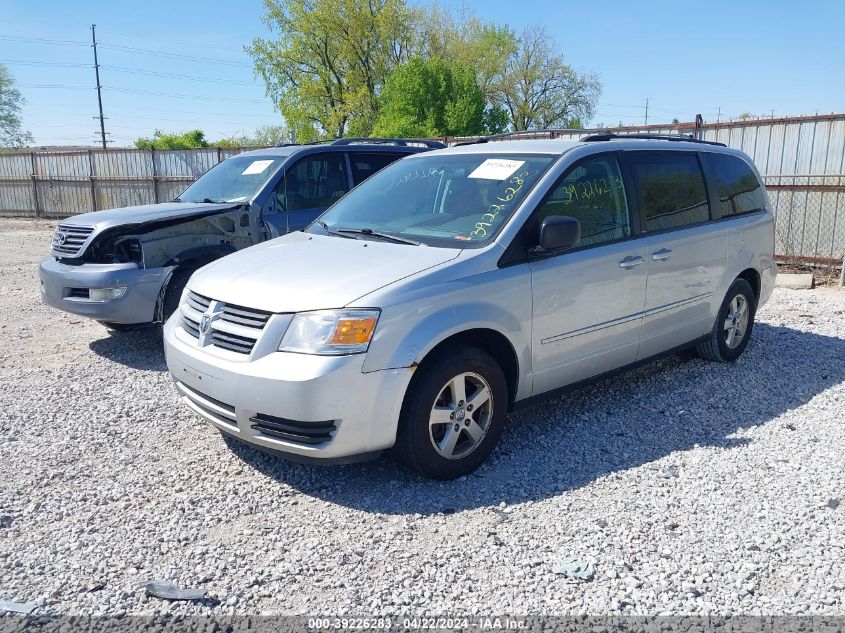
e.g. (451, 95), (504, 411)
(163, 135), (777, 479)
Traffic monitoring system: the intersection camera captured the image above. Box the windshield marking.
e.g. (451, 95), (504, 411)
(471, 168), (539, 238)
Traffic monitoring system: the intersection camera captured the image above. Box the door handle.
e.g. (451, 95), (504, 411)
(651, 248), (673, 261)
(618, 255), (644, 269)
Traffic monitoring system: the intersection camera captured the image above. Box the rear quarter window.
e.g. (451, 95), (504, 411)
(702, 153), (766, 217)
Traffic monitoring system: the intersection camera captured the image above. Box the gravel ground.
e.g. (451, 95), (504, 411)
(1, 218), (843, 618)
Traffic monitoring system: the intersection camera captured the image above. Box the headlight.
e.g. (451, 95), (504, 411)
(89, 287), (127, 302)
(279, 309), (380, 355)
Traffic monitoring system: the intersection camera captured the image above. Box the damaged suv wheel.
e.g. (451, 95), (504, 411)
(160, 266), (196, 325)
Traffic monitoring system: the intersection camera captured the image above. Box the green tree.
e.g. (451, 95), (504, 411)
(490, 25), (600, 131)
(411, 5), (514, 134)
(134, 129), (209, 149)
(252, 124), (289, 146)
(0, 65), (33, 148)
(411, 5), (516, 100)
(374, 57), (485, 137)
(248, 0), (414, 140)
(213, 125), (290, 148)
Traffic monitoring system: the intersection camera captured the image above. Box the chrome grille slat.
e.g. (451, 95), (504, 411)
(51, 224), (95, 258)
(209, 337), (253, 354)
(219, 312), (268, 328)
(180, 290), (270, 355)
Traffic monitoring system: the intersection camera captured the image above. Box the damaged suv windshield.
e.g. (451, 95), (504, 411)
(176, 156), (283, 204)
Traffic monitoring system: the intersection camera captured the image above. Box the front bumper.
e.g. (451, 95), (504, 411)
(39, 257), (173, 324)
(163, 314), (414, 460)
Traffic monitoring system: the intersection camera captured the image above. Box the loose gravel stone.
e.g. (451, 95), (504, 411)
(1, 219), (844, 617)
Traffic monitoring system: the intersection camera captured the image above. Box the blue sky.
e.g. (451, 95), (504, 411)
(2, 0), (843, 146)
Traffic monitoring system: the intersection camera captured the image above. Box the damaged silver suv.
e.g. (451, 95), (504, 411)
(39, 139), (441, 329)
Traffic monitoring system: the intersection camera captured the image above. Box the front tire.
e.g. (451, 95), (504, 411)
(159, 266), (195, 325)
(696, 278), (756, 362)
(396, 345), (508, 480)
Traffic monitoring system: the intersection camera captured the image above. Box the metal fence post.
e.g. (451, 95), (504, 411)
(29, 151), (40, 218)
(839, 254), (844, 287)
(87, 149), (97, 212)
(150, 148), (158, 203)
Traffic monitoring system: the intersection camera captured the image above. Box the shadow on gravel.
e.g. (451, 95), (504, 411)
(88, 327), (167, 372)
(226, 322), (845, 515)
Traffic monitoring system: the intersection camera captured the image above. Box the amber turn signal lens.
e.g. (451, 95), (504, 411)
(329, 316), (378, 345)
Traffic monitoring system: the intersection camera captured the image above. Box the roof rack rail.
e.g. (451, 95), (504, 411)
(280, 137), (445, 149)
(581, 133), (725, 147)
(454, 128), (583, 146)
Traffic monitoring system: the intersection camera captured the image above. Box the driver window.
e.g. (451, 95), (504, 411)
(274, 154), (349, 212)
(535, 156), (630, 246)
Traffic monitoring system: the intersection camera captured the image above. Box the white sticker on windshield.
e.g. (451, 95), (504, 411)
(468, 158), (525, 181)
(241, 159), (274, 176)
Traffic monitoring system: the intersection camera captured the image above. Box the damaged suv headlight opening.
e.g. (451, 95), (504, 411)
(279, 309), (380, 355)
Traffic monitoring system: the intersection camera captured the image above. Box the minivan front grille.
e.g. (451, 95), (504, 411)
(249, 413), (337, 446)
(180, 290), (270, 355)
(51, 224), (95, 258)
(219, 302), (272, 329)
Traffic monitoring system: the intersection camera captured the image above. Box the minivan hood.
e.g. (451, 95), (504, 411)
(188, 231), (461, 313)
(60, 201), (241, 232)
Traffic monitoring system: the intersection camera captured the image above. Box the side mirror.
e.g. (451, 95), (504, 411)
(535, 215), (581, 253)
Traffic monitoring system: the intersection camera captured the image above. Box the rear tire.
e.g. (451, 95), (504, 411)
(696, 278), (756, 363)
(396, 344), (508, 480)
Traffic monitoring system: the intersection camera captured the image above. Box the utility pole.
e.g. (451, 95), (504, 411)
(91, 24), (107, 149)
(644, 98), (649, 126)
(716, 107), (721, 124)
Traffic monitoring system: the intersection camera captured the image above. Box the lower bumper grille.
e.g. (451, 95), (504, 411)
(176, 381), (237, 428)
(249, 413), (337, 446)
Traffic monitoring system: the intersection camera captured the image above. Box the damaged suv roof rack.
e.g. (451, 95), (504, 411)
(581, 133), (726, 146)
(278, 137), (446, 149)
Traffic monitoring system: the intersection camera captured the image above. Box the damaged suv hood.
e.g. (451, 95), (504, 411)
(60, 202), (242, 232)
(189, 231), (461, 313)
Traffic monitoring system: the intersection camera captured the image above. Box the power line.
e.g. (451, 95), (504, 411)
(98, 42), (251, 67)
(103, 86), (269, 103)
(0, 34), (88, 46)
(100, 65), (256, 85)
(17, 83), (91, 89)
(0, 59), (90, 68)
(108, 104), (275, 119)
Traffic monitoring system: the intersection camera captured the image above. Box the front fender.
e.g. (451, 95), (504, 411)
(362, 294), (532, 400)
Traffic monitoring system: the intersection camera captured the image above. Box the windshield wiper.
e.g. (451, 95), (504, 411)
(191, 198), (227, 203)
(335, 227), (421, 246)
(314, 220), (357, 239)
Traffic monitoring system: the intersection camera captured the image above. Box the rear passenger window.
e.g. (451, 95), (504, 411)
(630, 154), (709, 232)
(534, 156), (630, 247)
(702, 153), (766, 217)
(350, 153), (403, 185)
(276, 154), (349, 211)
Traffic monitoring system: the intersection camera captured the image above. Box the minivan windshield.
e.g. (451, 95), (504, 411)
(309, 153), (557, 247)
(176, 156), (283, 204)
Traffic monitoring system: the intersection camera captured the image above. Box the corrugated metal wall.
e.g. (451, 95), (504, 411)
(0, 146), (252, 220)
(528, 114), (845, 265)
(1, 114), (843, 265)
